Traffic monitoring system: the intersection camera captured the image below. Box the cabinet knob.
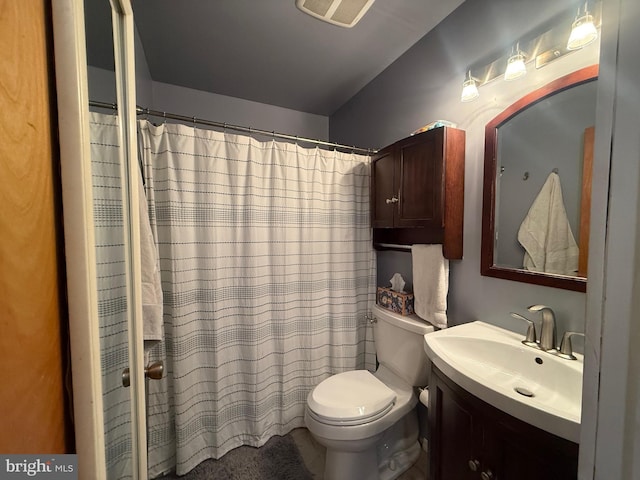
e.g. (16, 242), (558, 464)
(481, 470), (495, 480)
(385, 196), (399, 204)
(468, 459), (480, 472)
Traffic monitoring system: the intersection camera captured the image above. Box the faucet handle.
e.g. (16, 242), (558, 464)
(510, 312), (538, 346)
(558, 332), (584, 360)
(527, 304), (552, 313)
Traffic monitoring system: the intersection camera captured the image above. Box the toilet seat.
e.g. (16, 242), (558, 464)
(307, 370), (397, 425)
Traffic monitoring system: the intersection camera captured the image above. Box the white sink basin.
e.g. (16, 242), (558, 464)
(424, 321), (582, 442)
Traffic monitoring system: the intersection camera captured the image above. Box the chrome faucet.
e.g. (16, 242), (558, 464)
(527, 305), (557, 351)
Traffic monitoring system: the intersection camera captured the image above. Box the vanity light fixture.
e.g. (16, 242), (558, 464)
(504, 43), (527, 81)
(567, 2), (598, 50)
(461, 70), (480, 102)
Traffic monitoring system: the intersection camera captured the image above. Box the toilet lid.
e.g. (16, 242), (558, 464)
(307, 370), (396, 422)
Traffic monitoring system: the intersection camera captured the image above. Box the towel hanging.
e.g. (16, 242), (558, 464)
(517, 172), (578, 275)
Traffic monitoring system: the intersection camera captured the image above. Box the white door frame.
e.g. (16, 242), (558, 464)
(51, 0), (146, 478)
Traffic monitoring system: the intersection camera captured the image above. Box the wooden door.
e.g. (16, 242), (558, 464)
(371, 146), (397, 227)
(578, 126), (595, 277)
(396, 129), (444, 228)
(0, 0), (69, 453)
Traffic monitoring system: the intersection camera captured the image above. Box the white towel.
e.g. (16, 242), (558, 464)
(138, 173), (164, 342)
(517, 172), (578, 276)
(411, 244), (449, 329)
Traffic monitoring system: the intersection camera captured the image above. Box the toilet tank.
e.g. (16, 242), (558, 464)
(372, 304), (435, 386)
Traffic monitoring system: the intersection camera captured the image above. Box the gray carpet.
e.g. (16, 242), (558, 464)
(157, 434), (314, 480)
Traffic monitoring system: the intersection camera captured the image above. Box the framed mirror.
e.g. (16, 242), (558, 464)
(481, 65), (598, 292)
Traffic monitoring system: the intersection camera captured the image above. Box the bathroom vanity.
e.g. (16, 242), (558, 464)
(423, 321), (581, 479)
(370, 126), (465, 259)
(428, 365), (578, 480)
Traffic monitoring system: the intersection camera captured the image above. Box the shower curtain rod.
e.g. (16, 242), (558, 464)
(89, 100), (377, 155)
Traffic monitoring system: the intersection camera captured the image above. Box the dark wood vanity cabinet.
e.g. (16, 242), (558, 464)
(370, 126), (465, 259)
(428, 365), (578, 480)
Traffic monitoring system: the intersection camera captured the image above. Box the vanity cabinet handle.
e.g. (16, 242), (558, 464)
(481, 470), (495, 480)
(468, 459), (481, 472)
(385, 196), (399, 204)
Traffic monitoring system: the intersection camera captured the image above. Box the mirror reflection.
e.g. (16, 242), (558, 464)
(495, 80), (597, 276)
(482, 66), (598, 292)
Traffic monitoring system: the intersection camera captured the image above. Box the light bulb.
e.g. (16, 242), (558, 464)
(504, 52), (526, 81)
(567, 12), (598, 50)
(461, 71), (479, 102)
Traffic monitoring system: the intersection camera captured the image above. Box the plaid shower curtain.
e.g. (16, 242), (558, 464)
(138, 120), (376, 477)
(90, 112), (134, 479)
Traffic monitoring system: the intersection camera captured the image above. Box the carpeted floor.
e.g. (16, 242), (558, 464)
(157, 434), (314, 480)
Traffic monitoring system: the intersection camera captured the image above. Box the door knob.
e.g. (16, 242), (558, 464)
(468, 459), (481, 472)
(145, 361), (164, 380)
(122, 361), (164, 387)
(122, 368), (130, 388)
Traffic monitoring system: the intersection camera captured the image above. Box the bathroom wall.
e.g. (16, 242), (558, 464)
(150, 81), (328, 140)
(87, 25), (329, 141)
(330, 0), (600, 337)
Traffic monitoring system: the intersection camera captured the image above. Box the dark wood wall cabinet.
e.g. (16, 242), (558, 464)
(370, 126), (465, 259)
(428, 365), (578, 480)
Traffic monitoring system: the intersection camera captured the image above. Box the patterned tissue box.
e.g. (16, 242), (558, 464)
(376, 287), (415, 315)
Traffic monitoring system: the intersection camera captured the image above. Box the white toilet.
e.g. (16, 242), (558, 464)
(304, 303), (435, 480)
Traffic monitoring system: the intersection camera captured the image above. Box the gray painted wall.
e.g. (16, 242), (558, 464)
(330, 0), (599, 340)
(87, 65), (116, 104)
(88, 24), (329, 141)
(150, 81), (328, 141)
(134, 22), (153, 108)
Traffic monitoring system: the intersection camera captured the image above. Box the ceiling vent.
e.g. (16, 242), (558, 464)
(295, 0), (376, 28)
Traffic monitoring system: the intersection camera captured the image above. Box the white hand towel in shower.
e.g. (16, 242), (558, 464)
(517, 172), (578, 276)
(411, 244), (449, 329)
(138, 173), (164, 342)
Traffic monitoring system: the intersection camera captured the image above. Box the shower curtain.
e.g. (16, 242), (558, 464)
(139, 120), (376, 477)
(90, 112), (134, 479)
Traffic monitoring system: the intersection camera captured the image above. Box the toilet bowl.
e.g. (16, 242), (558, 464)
(304, 304), (435, 480)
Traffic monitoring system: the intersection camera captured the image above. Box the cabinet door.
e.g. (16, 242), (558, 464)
(489, 421), (578, 480)
(429, 372), (480, 480)
(396, 129), (444, 228)
(371, 147), (397, 227)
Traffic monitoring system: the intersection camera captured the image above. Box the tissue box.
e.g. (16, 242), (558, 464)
(376, 287), (414, 315)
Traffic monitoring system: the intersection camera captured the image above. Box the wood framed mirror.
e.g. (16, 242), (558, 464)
(481, 65), (598, 292)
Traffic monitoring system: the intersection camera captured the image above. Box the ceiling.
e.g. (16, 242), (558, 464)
(85, 0), (465, 116)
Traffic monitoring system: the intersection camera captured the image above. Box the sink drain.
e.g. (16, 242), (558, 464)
(515, 386), (534, 398)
